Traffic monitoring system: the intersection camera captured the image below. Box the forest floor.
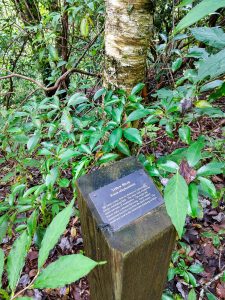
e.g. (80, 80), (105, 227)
(0, 100), (224, 300)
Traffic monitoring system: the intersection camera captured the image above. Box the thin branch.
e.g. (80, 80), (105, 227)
(0, 68), (100, 92)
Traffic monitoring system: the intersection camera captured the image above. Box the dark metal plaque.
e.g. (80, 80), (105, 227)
(89, 169), (164, 232)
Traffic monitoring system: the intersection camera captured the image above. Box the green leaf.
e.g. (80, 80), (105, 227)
(200, 80), (223, 92)
(179, 126), (191, 145)
(0, 249), (4, 288)
(197, 48), (225, 82)
(34, 254), (100, 289)
(7, 231), (30, 292)
(117, 141), (131, 156)
(27, 133), (40, 152)
(48, 45), (59, 61)
(158, 160), (179, 173)
(195, 100), (212, 108)
(164, 173), (189, 238)
(98, 153), (119, 164)
(191, 27), (225, 49)
(172, 58), (183, 73)
(206, 292), (217, 300)
(61, 109), (73, 133)
(0, 215), (8, 243)
(123, 128), (142, 145)
(187, 271), (197, 287)
(27, 210), (38, 237)
(38, 201), (74, 269)
(186, 139), (205, 167)
(188, 183), (199, 218)
(45, 168), (59, 188)
(94, 88), (106, 101)
(109, 128), (122, 148)
(188, 289), (197, 300)
(80, 17), (89, 37)
(68, 93), (88, 107)
(79, 144), (92, 155)
(126, 109), (150, 123)
(131, 83), (145, 95)
(189, 264), (204, 274)
(178, 0), (194, 7)
(175, 0), (225, 34)
(197, 162), (225, 176)
(59, 149), (80, 162)
(199, 177), (217, 199)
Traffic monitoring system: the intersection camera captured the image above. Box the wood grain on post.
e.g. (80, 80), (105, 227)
(76, 157), (176, 300)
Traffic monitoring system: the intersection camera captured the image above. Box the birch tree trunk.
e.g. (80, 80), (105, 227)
(104, 0), (154, 93)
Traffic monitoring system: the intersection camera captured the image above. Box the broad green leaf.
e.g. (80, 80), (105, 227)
(187, 271), (197, 287)
(68, 93), (88, 107)
(164, 173), (189, 238)
(172, 58), (183, 73)
(175, 0), (225, 34)
(79, 144), (92, 155)
(188, 183), (199, 218)
(197, 48), (225, 82)
(45, 168), (59, 187)
(162, 293), (174, 300)
(38, 201), (74, 269)
(61, 109), (73, 133)
(35, 254), (100, 289)
(200, 80), (223, 92)
(188, 289), (197, 300)
(178, 0), (194, 7)
(158, 161), (179, 173)
(89, 132), (103, 150)
(59, 149), (80, 162)
(189, 264), (204, 274)
(94, 88), (106, 101)
(197, 162), (225, 176)
(179, 126), (191, 144)
(199, 177), (217, 199)
(0, 215), (8, 243)
(48, 45), (59, 61)
(7, 231), (30, 292)
(206, 293), (217, 300)
(27, 133), (40, 152)
(126, 109), (150, 123)
(80, 18), (89, 37)
(123, 128), (142, 145)
(186, 139), (205, 167)
(109, 128), (122, 148)
(191, 27), (225, 49)
(0, 249), (4, 288)
(98, 153), (119, 164)
(117, 141), (131, 156)
(131, 83), (145, 95)
(195, 100), (212, 108)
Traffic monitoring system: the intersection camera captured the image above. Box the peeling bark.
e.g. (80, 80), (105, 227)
(104, 0), (154, 92)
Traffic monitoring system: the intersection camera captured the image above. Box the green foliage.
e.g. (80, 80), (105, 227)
(38, 200), (74, 269)
(7, 231), (30, 293)
(175, 0), (225, 33)
(164, 173), (189, 238)
(34, 254), (101, 288)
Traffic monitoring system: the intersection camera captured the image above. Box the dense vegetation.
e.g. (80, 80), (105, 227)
(0, 0), (224, 299)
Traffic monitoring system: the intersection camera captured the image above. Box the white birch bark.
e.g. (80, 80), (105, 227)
(104, 0), (154, 92)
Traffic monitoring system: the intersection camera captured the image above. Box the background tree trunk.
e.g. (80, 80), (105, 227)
(104, 0), (154, 93)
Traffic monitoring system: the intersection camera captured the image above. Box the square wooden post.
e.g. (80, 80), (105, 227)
(76, 157), (176, 300)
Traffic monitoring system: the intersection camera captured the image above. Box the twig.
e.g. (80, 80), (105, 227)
(0, 68), (100, 92)
(11, 272), (39, 300)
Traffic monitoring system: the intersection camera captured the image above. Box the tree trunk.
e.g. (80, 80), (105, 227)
(104, 0), (154, 92)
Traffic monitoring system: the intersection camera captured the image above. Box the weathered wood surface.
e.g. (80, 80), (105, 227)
(76, 157), (176, 300)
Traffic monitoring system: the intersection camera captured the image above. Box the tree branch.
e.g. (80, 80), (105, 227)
(0, 68), (100, 92)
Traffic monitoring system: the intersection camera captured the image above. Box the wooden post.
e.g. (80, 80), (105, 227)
(76, 157), (176, 300)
